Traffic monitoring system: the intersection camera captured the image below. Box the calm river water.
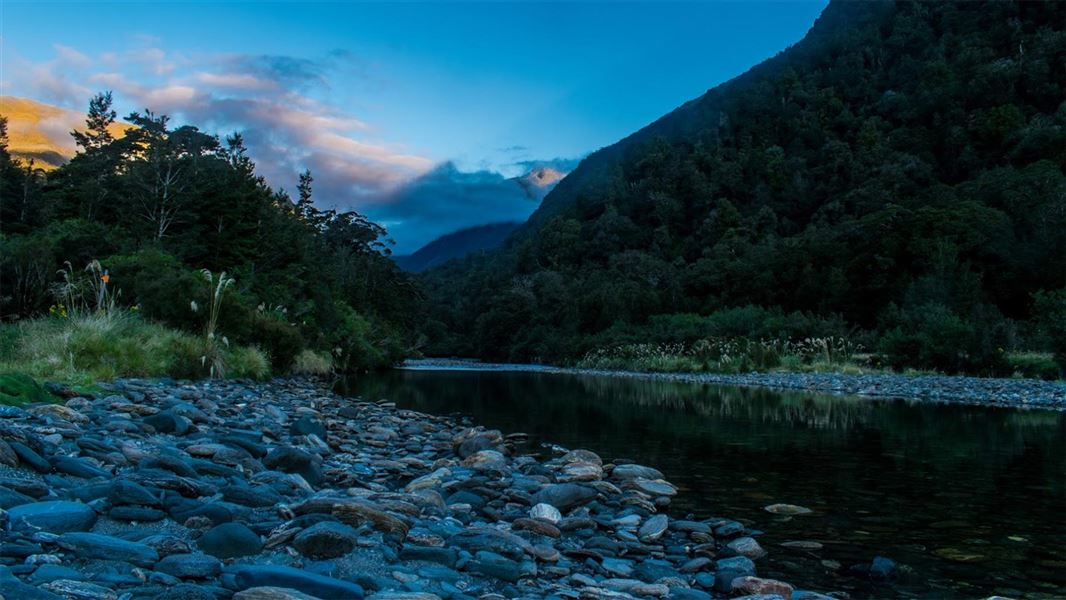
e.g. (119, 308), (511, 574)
(338, 368), (1065, 599)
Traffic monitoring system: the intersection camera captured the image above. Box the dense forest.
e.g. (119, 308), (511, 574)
(420, 0), (1066, 375)
(0, 92), (420, 375)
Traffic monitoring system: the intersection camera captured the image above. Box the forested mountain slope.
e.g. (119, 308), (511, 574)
(419, 0), (1065, 374)
(394, 222), (520, 272)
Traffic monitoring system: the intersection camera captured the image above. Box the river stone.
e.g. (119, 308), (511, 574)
(0, 439), (18, 467)
(144, 411), (190, 435)
(41, 579), (118, 600)
(611, 463), (664, 480)
(28, 564), (86, 584)
(156, 553), (222, 579)
(108, 480), (159, 506)
(290, 416), (327, 439)
(398, 545), (459, 568)
(10, 442), (51, 473)
(730, 576), (795, 598)
(530, 483), (597, 511)
(109, 505), (166, 522)
(630, 478), (677, 497)
(198, 522), (263, 559)
(764, 503), (813, 516)
(638, 514), (669, 542)
(529, 503), (562, 524)
(56, 532), (159, 567)
(461, 449), (508, 471)
(727, 536), (767, 559)
(0, 485), (35, 509)
(234, 587), (324, 600)
(262, 446), (322, 485)
(292, 521), (360, 558)
(449, 527), (531, 560)
(232, 565), (364, 599)
(50, 456), (109, 479)
(7, 501), (98, 533)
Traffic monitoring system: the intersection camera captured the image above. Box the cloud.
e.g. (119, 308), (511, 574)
(366, 160), (572, 253)
(6, 43), (432, 208)
(4, 42), (579, 251)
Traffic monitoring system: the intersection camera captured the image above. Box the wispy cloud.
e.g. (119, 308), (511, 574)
(3, 40), (576, 250)
(5, 42), (431, 206)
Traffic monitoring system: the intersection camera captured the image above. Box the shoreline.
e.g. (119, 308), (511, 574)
(0, 376), (827, 600)
(401, 359), (1066, 411)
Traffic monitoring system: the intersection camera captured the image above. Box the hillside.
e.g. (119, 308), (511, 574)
(394, 222), (520, 272)
(0, 96), (130, 169)
(419, 0), (1066, 374)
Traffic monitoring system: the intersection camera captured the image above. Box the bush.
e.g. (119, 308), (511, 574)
(0, 311), (272, 383)
(291, 349), (333, 375)
(1006, 352), (1062, 380)
(878, 302), (1009, 374)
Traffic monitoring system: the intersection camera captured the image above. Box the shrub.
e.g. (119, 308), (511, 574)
(878, 302), (1009, 374)
(291, 349), (333, 375)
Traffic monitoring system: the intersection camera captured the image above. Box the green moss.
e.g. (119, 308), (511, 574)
(0, 372), (56, 406)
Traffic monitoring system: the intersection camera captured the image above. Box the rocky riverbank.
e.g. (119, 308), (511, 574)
(0, 377), (834, 600)
(403, 360), (1066, 410)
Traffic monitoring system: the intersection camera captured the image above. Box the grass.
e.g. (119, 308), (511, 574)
(291, 349), (334, 375)
(0, 310), (270, 386)
(1005, 352), (1061, 380)
(575, 337), (874, 375)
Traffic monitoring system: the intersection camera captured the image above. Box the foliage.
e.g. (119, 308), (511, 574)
(419, 1), (1066, 375)
(0, 310), (270, 383)
(291, 349), (334, 375)
(578, 336), (863, 374)
(0, 93), (419, 374)
(0, 372), (56, 407)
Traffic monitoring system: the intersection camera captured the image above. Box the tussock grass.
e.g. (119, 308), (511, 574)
(576, 337), (868, 375)
(0, 310), (270, 384)
(291, 349), (333, 375)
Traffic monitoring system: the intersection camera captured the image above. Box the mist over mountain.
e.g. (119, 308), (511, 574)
(1, 96), (129, 169)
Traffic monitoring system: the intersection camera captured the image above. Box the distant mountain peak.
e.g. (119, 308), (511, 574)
(1, 96), (130, 169)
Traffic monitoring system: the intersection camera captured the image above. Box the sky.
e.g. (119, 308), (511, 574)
(2, 1), (827, 252)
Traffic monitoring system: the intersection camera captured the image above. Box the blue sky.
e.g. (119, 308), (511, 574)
(3, 1), (827, 251)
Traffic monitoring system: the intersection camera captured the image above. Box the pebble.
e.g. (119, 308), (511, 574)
(0, 377), (818, 599)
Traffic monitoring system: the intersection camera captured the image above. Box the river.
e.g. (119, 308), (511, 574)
(337, 367), (1066, 599)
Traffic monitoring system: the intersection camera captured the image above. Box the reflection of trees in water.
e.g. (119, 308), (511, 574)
(340, 370), (1064, 477)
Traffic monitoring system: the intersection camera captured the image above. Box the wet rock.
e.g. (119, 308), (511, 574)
(731, 576), (795, 598)
(529, 502), (562, 524)
(56, 532), (159, 567)
(764, 503), (813, 516)
(10, 442), (51, 473)
(727, 536), (767, 559)
(290, 416), (327, 440)
(262, 447), (322, 485)
(531, 483), (597, 512)
(7, 501), (98, 534)
(638, 514), (669, 542)
(51, 456), (109, 479)
(234, 588), (325, 600)
(231, 565), (365, 599)
(198, 522), (263, 559)
(292, 521), (360, 559)
(610, 463), (664, 480)
(156, 553), (222, 579)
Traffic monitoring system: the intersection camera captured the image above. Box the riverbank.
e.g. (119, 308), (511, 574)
(403, 359), (1066, 410)
(0, 376), (836, 599)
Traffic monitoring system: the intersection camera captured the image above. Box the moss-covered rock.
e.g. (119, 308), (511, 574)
(0, 373), (56, 406)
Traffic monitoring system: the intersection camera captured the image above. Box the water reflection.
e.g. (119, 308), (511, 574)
(338, 369), (1066, 598)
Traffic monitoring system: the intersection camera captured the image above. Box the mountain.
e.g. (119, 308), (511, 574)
(420, 0), (1065, 374)
(0, 96), (130, 169)
(394, 222), (521, 272)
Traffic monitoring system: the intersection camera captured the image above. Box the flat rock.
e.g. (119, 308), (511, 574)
(156, 553), (222, 579)
(292, 521), (360, 559)
(198, 522), (263, 559)
(56, 532), (159, 567)
(7, 501), (98, 534)
(231, 565), (364, 600)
